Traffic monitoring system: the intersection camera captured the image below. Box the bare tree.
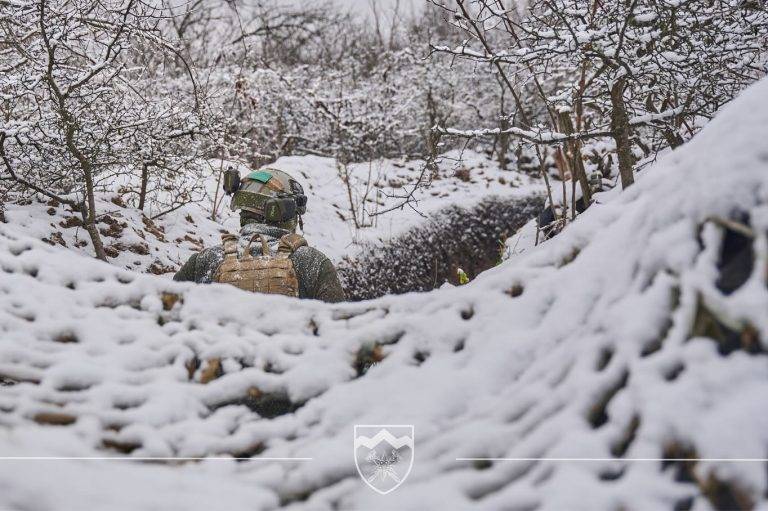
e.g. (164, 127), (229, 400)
(0, 0), (203, 260)
(429, 0), (768, 203)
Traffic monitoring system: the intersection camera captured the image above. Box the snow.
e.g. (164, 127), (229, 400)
(629, 106), (685, 125)
(633, 12), (658, 23)
(0, 77), (767, 509)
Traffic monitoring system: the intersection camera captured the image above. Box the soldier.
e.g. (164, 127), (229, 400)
(174, 167), (345, 303)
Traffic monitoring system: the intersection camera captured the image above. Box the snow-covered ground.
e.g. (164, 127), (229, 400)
(1, 150), (543, 273)
(0, 77), (767, 510)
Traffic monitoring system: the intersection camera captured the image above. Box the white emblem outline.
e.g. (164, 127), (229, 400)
(353, 424), (415, 495)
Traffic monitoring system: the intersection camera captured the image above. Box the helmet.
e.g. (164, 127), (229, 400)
(227, 168), (307, 231)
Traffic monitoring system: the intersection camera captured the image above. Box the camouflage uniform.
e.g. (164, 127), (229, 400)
(174, 222), (345, 303)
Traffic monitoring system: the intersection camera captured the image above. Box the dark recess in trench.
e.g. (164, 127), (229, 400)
(337, 195), (544, 301)
(714, 212), (754, 296)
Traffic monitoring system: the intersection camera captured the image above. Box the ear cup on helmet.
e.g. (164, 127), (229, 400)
(295, 194), (307, 215)
(264, 197), (297, 223)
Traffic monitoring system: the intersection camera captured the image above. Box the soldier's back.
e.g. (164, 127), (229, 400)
(174, 225), (345, 303)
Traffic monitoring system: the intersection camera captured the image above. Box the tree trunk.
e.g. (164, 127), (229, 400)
(610, 78), (635, 189)
(81, 184), (108, 262)
(341, 162), (360, 230)
(64, 121), (108, 261)
(427, 129), (441, 179)
(497, 115), (510, 171)
(662, 128), (684, 149)
(138, 162), (149, 211)
(553, 147), (570, 181)
(82, 206), (108, 261)
(426, 87), (440, 163)
(558, 110), (591, 205)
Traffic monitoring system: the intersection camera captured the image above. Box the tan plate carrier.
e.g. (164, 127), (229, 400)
(213, 233), (307, 297)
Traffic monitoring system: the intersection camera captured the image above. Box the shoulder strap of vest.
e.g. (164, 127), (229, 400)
(243, 233), (270, 258)
(277, 233), (308, 255)
(221, 234), (239, 260)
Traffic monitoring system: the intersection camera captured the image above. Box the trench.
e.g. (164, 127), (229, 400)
(337, 195), (545, 301)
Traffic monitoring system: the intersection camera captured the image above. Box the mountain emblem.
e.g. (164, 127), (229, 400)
(353, 425), (415, 494)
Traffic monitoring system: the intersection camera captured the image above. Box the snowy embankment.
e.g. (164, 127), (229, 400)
(0, 78), (767, 510)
